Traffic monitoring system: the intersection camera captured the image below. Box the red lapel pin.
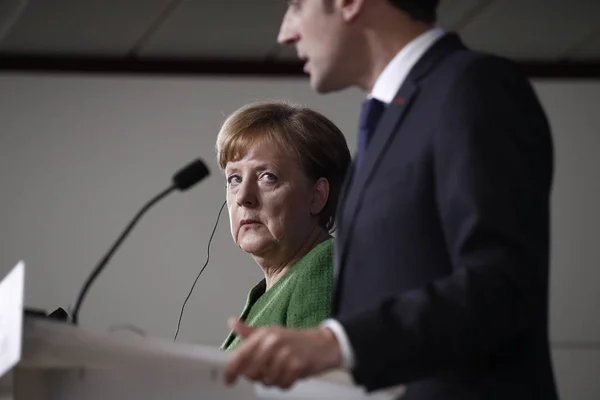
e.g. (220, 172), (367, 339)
(394, 97), (405, 105)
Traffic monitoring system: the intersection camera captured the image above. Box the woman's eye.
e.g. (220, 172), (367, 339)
(227, 175), (241, 185)
(261, 173), (278, 182)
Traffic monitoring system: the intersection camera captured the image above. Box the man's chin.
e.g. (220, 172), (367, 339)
(310, 74), (346, 94)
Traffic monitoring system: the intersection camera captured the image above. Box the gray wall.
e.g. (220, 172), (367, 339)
(0, 74), (598, 399)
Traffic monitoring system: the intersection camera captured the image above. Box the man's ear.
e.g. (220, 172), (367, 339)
(311, 177), (330, 216)
(338, 0), (366, 22)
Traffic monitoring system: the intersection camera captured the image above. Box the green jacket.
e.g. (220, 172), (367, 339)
(221, 238), (334, 351)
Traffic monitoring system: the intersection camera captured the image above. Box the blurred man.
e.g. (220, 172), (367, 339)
(224, 1), (558, 398)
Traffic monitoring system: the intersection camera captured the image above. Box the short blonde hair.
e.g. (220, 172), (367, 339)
(216, 100), (351, 232)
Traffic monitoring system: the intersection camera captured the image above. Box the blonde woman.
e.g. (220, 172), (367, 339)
(216, 101), (351, 351)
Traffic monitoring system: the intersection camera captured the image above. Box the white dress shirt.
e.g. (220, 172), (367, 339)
(321, 26), (446, 370)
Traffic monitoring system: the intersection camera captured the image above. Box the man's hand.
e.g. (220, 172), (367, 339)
(224, 318), (343, 389)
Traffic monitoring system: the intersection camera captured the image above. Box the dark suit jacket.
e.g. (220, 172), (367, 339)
(333, 33), (558, 399)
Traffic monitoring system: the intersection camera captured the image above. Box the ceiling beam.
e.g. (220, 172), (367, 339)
(0, 53), (599, 79)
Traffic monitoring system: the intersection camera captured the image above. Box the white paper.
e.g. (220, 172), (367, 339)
(0, 261), (24, 378)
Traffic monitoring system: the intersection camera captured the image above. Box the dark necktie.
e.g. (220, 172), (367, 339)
(356, 97), (386, 170)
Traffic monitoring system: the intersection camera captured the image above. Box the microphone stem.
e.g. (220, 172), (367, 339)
(71, 185), (176, 325)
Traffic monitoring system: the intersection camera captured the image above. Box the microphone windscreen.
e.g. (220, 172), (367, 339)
(172, 159), (210, 191)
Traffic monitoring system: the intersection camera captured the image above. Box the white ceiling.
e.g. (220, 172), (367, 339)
(0, 0), (599, 62)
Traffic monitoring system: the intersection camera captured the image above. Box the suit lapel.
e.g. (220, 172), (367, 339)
(333, 160), (355, 277)
(336, 81), (418, 276)
(333, 32), (468, 283)
(335, 159), (356, 233)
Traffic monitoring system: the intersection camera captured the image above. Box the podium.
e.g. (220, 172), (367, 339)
(0, 264), (404, 399)
(1, 317), (406, 399)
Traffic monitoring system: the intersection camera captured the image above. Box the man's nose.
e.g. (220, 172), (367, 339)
(277, 9), (299, 46)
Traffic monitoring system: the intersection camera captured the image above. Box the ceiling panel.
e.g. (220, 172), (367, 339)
(437, 0), (489, 30)
(458, 0), (600, 60)
(139, 0), (287, 58)
(0, 0), (28, 40)
(571, 34), (600, 60)
(0, 0), (173, 55)
(0, 0), (598, 64)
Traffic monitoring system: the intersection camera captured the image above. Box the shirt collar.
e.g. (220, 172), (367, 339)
(370, 27), (446, 104)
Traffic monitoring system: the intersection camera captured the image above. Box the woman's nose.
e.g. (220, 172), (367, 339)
(236, 182), (258, 207)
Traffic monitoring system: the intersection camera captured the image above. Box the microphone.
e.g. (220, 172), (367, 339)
(69, 159), (210, 325)
(172, 159), (210, 191)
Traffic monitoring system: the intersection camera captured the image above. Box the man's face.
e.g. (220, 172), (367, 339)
(277, 0), (359, 93)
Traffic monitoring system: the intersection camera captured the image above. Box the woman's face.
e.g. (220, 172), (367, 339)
(225, 139), (326, 261)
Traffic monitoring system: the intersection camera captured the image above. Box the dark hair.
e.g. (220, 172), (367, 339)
(216, 101), (351, 232)
(388, 0), (439, 23)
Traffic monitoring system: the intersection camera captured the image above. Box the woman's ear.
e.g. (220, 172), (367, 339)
(311, 177), (330, 216)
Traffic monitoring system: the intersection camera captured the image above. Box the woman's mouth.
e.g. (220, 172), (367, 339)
(240, 219), (261, 227)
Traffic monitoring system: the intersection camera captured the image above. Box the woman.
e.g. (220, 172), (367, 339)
(216, 101), (351, 351)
